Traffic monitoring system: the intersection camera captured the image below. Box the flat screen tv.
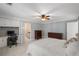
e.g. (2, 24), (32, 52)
(7, 31), (14, 36)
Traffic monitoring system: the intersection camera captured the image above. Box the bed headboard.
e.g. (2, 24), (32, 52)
(48, 32), (63, 39)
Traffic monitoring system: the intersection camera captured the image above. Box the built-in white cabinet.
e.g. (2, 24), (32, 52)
(0, 18), (19, 27)
(0, 37), (7, 47)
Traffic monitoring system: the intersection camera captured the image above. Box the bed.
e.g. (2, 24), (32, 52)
(26, 32), (68, 56)
(26, 32), (79, 56)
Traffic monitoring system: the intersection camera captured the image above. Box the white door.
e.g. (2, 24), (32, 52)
(67, 21), (78, 40)
(24, 22), (31, 44)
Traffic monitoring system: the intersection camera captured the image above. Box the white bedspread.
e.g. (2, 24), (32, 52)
(26, 38), (66, 56)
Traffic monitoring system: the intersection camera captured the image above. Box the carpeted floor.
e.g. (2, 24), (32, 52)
(0, 43), (28, 56)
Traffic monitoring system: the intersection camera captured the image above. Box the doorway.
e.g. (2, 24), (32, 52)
(24, 22), (31, 44)
(67, 21), (78, 40)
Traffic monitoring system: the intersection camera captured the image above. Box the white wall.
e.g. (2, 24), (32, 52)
(30, 21), (66, 41)
(30, 22), (44, 41)
(43, 22), (66, 39)
(19, 20), (66, 43)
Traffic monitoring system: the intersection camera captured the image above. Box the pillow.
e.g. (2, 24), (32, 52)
(66, 41), (79, 56)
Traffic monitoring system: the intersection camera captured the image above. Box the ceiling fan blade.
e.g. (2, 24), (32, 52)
(47, 18), (50, 20)
(46, 16), (50, 17)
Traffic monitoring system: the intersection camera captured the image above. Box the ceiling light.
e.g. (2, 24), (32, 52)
(41, 18), (46, 21)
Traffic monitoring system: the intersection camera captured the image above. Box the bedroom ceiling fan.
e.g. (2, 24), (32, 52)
(38, 14), (50, 21)
(32, 12), (65, 22)
(31, 13), (51, 21)
(30, 8), (58, 22)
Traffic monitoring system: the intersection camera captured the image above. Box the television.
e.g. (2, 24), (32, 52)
(7, 31), (15, 36)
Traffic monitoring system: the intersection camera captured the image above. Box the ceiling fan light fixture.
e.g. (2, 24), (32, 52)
(41, 18), (46, 21)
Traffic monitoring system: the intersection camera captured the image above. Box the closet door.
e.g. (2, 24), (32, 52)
(67, 21), (78, 40)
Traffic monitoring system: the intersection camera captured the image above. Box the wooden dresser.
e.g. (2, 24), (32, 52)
(35, 30), (42, 40)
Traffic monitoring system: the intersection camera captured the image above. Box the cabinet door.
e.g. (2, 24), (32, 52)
(1, 37), (7, 47)
(0, 37), (7, 47)
(0, 38), (3, 47)
(0, 19), (19, 27)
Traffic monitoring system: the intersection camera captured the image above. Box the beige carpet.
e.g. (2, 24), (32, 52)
(0, 38), (30, 56)
(0, 43), (28, 56)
